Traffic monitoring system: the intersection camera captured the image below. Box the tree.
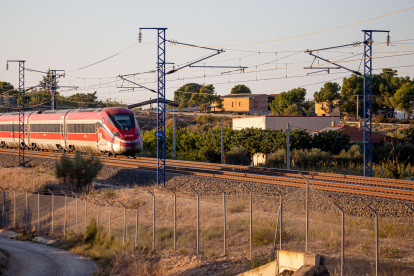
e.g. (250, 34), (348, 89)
(390, 82), (414, 118)
(174, 83), (223, 112)
(340, 75), (364, 117)
(0, 82), (17, 104)
(311, 130), (350, 155)
(283, 104), (301, 116)
(230, 84), (252, 94)
(314, 82), (341, 113)
(225, 146), (250, 165)
(55, 152), (103, 194)
(269, 88), (306, 115)
(404, 127), (414, 144)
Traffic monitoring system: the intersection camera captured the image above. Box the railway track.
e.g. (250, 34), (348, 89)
(1, 148), (413, 202)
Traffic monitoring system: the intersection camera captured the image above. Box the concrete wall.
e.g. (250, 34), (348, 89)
(221, 95), (269, 115)
(233, 116), (266, 130)
(233, 116), (340, 132)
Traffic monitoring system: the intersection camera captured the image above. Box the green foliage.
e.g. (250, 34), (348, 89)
(230, 84), (252, 94)
(292, 148), (330, 167)
(55, 151), (103, 194)
(340, 75), (364, 117)
(404, 127), (414, 144)
(225, 146), (250, 165)
(252, 222), (274, 246)
(311, 130), (350, 154)
(390, 82), (414, 118)
(269, 87), (306, 115)
(227, 200), (246, 213)
(282, 104), (301, 116)
(314, 82), (341, 112)
(334, 144), (363, 165)
(194, 115), (222, 123)
(380, 247), (401, 259)
(173, 83), (223, 112)
(268, 149), (286, 167)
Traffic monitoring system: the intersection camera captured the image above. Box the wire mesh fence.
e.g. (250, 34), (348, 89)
(1, 183), (414, 275)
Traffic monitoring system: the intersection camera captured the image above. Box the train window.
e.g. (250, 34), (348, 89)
(80, 124), (84, 133)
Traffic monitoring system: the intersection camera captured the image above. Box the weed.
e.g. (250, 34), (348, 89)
(228, 200), (246, 213)
(205, 248), (215, 258)
(326, 240), (339, 250)
(252, 223), (274, 246)
(250, 256), (275, 269)
(202, 226), (223, 241)
(180, 248), (188, 255)
(380, 247), (401, 259)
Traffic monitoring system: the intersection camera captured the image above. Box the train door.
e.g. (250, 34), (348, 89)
(60, 115), (65, 149)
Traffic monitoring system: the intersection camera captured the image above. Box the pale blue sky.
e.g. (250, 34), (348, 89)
(1, 0), (414, 105)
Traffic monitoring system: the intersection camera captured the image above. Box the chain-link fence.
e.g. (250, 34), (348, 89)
(1, 183), (414, 276)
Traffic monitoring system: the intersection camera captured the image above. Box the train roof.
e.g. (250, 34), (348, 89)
(0, 107), (129, 116)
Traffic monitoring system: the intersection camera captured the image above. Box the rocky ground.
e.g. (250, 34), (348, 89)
(1, 153), (413, 219)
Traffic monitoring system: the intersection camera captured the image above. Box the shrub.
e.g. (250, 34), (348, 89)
(334, 144), (363, 165)
(268, 149), (286, 168)
(380, 247), (401, 258)
(252, 223), (275, 246)
(404, 127), (414, 144)
(228, 200), (246, 213)
(292, 148), (330, 167)
(55, 151), (103, 194)
(225, 146), (250, 165)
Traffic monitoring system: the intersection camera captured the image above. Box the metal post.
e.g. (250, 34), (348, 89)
(299, 172), (309, 252)
(118, 201), (127, 245)
(367, 205), (378, 276)
(72, 192), (78, 233)
(221, 117), (224, 164)
(48, 189), (54, 234)
(104, 199), (112, 237)
(80, 195), (87, 231)
(356, 95), (359, 120)
(242, 184), (252, 258)
(332, 202), (345, 276)
(34, 189), (40, 232)
(93, 198), (100, 226)
(272, 187), (283, 253)
(362, 30), (389, 177)
(169, 188), (177, 251)
(132, 203), (139, 246)
(7, 60), (26, 167)
(286, 123), (290, 170)
(172, 114), (176, 158)
(22, 187), (28, 230)
(217, 186), (226, 255)
(147, 190), (156, 250)
(10, 188), (16, 228)
(0, 187), (5, 227)
(61, 191), (68, 236)
(191, 188), (199, 255)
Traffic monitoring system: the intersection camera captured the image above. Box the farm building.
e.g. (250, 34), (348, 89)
(232, 116), (340, 132)
(215, 94), (273, 115)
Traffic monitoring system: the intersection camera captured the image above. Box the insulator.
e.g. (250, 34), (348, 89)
(138, 31), (142, 43)
(386, 34), (391, 46)
(6, 63), (8, 70)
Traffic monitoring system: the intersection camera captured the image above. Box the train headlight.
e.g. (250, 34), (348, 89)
(112, 131), (120, 137)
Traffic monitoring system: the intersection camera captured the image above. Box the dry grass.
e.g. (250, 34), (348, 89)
(0, 167), (58, 193)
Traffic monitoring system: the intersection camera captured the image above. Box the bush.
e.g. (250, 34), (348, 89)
(55, 151), (103, 194)
(225, 146), (250, 165)
(404, 127), (414, 144)
(268, 149), (286, 168)
(195, 115), (221, 123)
(334, 144), (363, 165)
(292, 148), (330, 167)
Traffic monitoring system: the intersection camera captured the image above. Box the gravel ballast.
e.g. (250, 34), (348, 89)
(1, 153), (413, 219)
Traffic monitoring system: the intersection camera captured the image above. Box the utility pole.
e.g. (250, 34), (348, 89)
(7, 60), (25, 167)
(172, 114), (176, 158)
(50, 70), (65, 110)
(221, 117), (224, 164)
(286, 123), (290, 170)
(140, 28), (167, 188)
(362, 30), (389, 177)
(356, 95), (359, 120)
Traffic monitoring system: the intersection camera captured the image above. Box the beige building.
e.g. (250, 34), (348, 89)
(315, 101), (340, 116)
(217, 94), (271, 115)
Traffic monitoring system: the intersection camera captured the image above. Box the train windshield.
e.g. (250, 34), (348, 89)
(109, 113), (135, 129)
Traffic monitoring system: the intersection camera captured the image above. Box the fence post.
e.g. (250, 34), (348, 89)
(147, 190), (155, 251)
(0, 187), (5, 228)
(191, 188), (199, 255)
(118, 201), (127, 245)
(79, 195), (87, 231)
(132, 202), (138, 246)
(93, 198), (100, 226)
(21, 187), (28, 230)
(242, 184), (252, 258)
(61, 191), (68, 236)
(299, 172), (309, 252)
(332, 202), (344, 276)
(34, 189), (40, 232)
(11, 187), (16, 229)
(169, 188), (177, 251)
(104, 199), (112, 237)
(272, 187), (283, 253)
(72, 192), (78, 233)
(216, 186), (226, 256)
(367, 205), (378, 276)
(48, 189), (54, 234)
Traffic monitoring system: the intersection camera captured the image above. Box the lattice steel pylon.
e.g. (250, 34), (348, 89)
(362, 30), (389, 177)
(50, 70), (65, 110)
(7, 60), (26, 167)
(140, 28), (167, 188)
